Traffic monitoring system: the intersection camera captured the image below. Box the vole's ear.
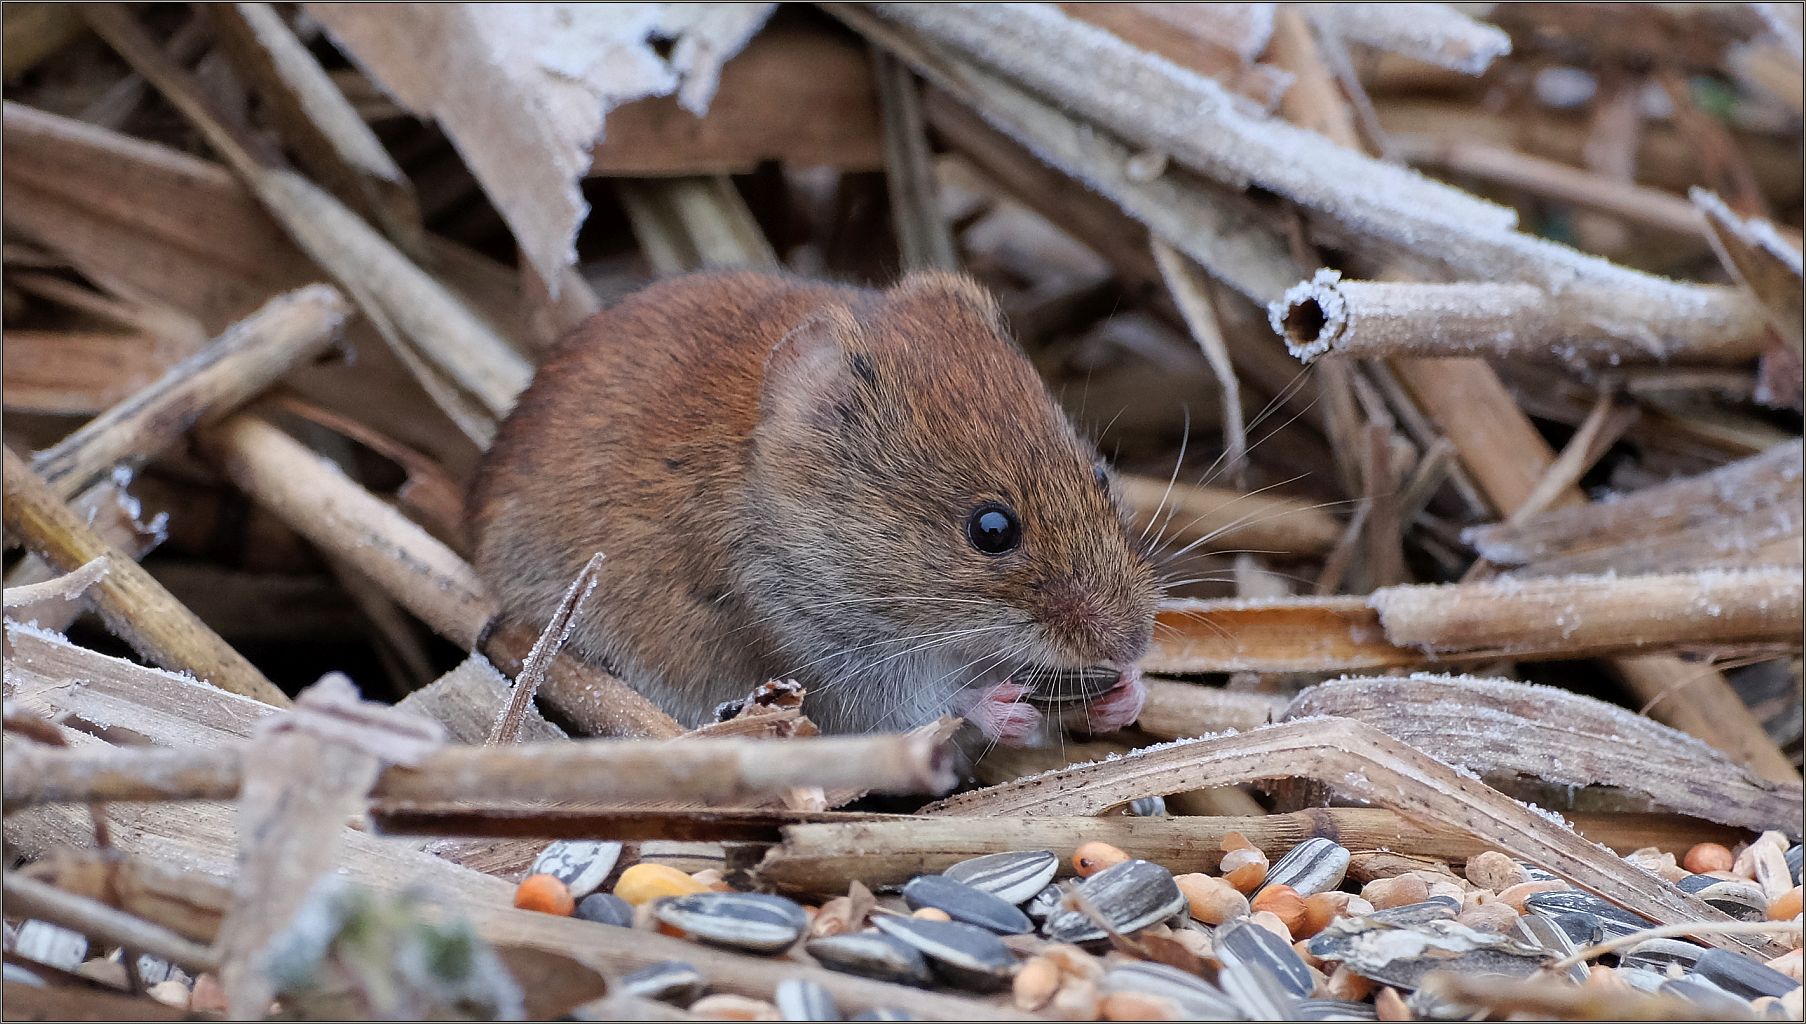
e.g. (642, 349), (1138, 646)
(760, 304), (864, 427)
(888, 270), (1006, 332)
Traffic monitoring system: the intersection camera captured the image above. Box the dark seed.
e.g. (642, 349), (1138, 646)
(1786, 845), (1801, 886)
(902, 875), (1031, 935)
(775, 978), (840, 1021)
(1101, 961), (1240, 1018)
(574, 892), (634, 928)
(872, 915), (1016, 992)
(1691, 948), (1800, 1001)
(654, 893), (807, 954)
(805, 933), (931, 987)
(1619, 937), (1705, 974)
(620, 961), (705, 1005)
(1692, 880), (1770, 921)
(941, 851), (1059, 906)
(1257, 837), (1350, 898)
(1217, 917), (1314, 999)
(1044, 859), (1185, 944)
(1661, 976), (1756, 1016)
(530, 839), (623, 899)
(1524, 890), (1653, 939)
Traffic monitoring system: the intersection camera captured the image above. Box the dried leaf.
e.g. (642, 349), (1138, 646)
(308, 2), (773, 288)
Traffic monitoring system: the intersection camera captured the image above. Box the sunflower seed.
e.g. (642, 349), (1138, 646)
(1217, 918), (1314, 1000)
(1691, 880), (1770, 921)
(1257, 838), (1349, 898)
(654, 892), (807, 954)
(1044, 859), (1184, 943)
(620, 960), (705, 1005)
(1523, 890), (1653, 939)
(805, 933), (931, 987)
(776, 978), (840, 1021)
(574, 892), (634, 928)
(941, 850), (1059, 905)
(1786, 844), (1801, 886)
(1619, 937), (1705, 974)
(1662, 976), (1756, 1016)
(530, 840), (622, 899)
(1691, 948), (1800, 1001)
(1513, 914), (1587, 983)
(1023, 883), (1063, 923)
(1128, 795), (1167, 817)
(871, 915), (1016, 992)
(902, 875), (1031, 935)
(1294, 998), (1379, 1020)
(1101, 961), (1240, 1018)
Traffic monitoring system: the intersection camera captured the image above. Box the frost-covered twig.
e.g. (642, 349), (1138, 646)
(1310, 3), (1512, 75)
(30, 285), (349, 501)
(2, 446), (289, 706)
(1272, 270), (1769, 365)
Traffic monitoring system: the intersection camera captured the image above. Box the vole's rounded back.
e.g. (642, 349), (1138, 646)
(470, 271), (1157, 739)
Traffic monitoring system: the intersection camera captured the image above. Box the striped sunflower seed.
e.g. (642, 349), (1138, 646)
(653, 892), (807, 954)
(805, 933), (931, 987)
(941, 850), (1058, 905)
(902, 875), (1031, 935)
(871, 915), (1017, 992)
(1044, 859), (1184, 943)
(1256, 837), (1349, 898)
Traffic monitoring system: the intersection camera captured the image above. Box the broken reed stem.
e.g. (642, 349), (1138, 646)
(196, 414), (682, 739)
(1118, 473), (1341, 557)
(1148, 567), (1803, 673)
(874, 49), (958, 271)
(2, 446), (289, 706)
(1392, 135), (1710, 238)
(1136, 678), (1284, 739)
(1370, 567), (1802, 654)
(3, 732), (957, 808)
(82, 3), (528, 442)
(30, 285), (350, 501)
(748, 809), (1748, 895)
(1274, 270), (1770, 365)
(2, 870), (220, 974)
(1151, 239), (1248, 487)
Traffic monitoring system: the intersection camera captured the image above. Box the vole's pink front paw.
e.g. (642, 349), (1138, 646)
(1080, 670), (1146, 734)
(964, 680), (1044, 746)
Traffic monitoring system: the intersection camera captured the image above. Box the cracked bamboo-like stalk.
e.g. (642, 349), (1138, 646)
(1272, 269), (1769, 365)
(2, 446), (289, 707)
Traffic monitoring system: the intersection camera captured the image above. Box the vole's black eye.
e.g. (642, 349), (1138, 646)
(966, 503), (1022, 555)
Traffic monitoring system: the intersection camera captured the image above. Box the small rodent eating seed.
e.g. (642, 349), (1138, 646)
(469, 270), (1157, 743)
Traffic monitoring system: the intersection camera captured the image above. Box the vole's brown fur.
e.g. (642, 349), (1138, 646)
(470, 271), (1156, 739)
